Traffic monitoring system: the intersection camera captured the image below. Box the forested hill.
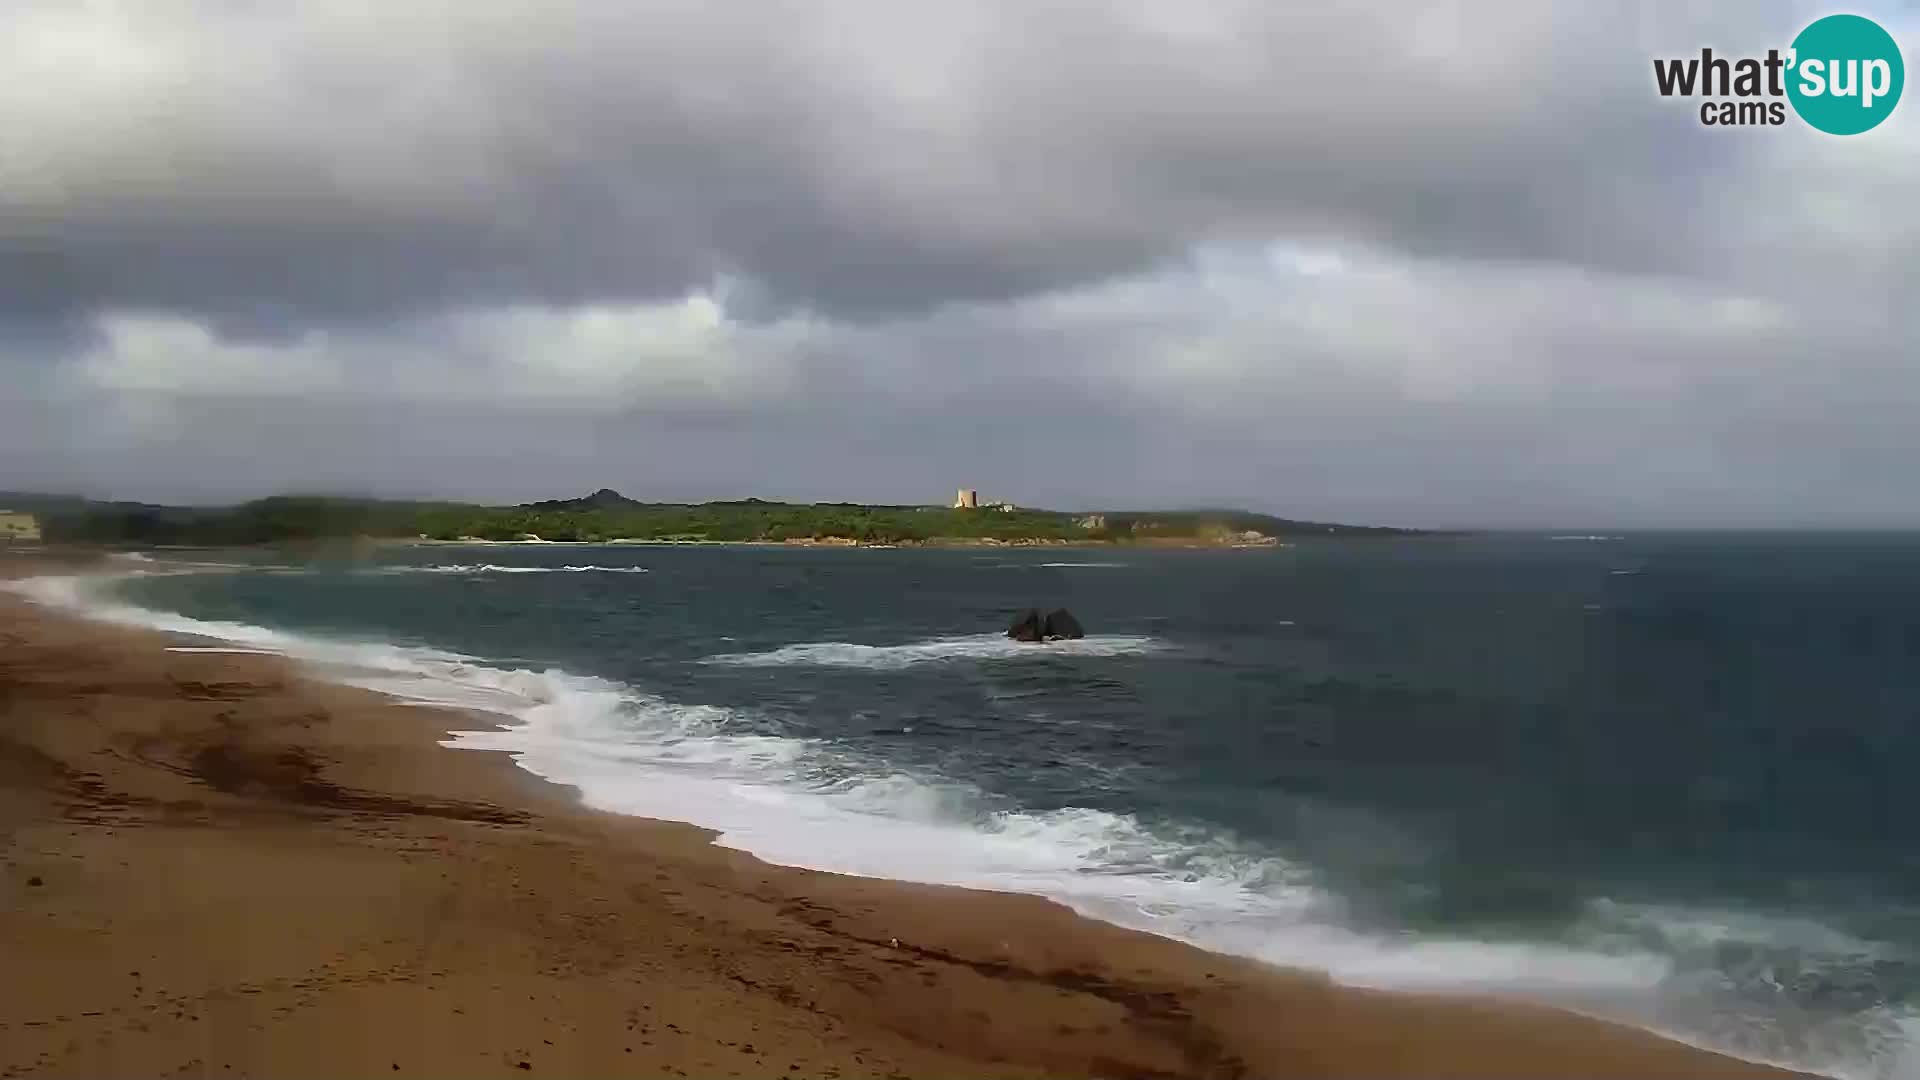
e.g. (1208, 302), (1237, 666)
(23, 489), (1427, 546)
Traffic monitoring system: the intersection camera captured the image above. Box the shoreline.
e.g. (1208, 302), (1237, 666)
(0, 551), (1816, 1078)
(396, 537), (1302, 550)
(85, 535), (1347, 551)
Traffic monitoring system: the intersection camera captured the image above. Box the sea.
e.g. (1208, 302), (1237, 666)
(17, 534), (1920, 1079)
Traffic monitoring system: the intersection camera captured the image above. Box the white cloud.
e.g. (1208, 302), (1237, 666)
(56, 284), (817, 414)
(438, 288), (814, 408)
(70, 314), (344, 396)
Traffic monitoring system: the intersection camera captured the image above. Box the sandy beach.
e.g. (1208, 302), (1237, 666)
(0, 551), (1814, 1079)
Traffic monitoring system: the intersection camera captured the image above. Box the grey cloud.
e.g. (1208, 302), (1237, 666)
(0, 0), (1815, 327)
(16, 238), (1919, 528)
(5, 0), (1920, 529)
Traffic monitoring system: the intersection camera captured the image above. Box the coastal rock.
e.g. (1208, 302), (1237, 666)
(1006, 609), (1045, 642)
(1006, 608), (1085, 642)
(1042, 608), (1085, 640)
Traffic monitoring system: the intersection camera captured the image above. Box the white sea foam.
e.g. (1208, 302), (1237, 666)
(21, 573), (1672, 992)
(109, 552), (268, 572)
(165, 646), (285, 655)
(985, 561), (1131, 569)
(8, 573), (474, 674)
(9, 567), (1907, 1080)
(11, 570), (1654, 995)
(1565, 901), (1920, 1080)
(1577, 900), (1900, 969)
(454, 715), (1675, 996)
(359, 563), (649, 575)
(702, 633), (1166, 670)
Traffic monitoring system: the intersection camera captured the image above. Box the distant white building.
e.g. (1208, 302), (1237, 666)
(953, 489), (1016, 512)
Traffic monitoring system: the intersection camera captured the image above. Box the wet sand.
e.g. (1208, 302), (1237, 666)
(0, 551), (1813, 1078)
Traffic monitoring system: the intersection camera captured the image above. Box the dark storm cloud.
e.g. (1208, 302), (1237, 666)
(0, 0), (1800, 326)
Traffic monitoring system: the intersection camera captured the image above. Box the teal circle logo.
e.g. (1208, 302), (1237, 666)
(1787, 14), (1904, 135)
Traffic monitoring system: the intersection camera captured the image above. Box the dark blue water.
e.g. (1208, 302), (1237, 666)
(102, 536), (1920, 1077)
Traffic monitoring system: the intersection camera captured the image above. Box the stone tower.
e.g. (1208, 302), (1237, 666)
(954, 488), (978, 509)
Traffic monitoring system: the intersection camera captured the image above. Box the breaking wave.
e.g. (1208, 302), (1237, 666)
(9, 566), (1914, 1080)
(700, 633), (1168, 669)
(358, 563), (650, 575)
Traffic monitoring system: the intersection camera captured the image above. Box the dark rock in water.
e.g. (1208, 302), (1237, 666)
(1042, 608), (1085, 640)
(1008, 607), (1085, 641)
(1006, 608), (1045, 642)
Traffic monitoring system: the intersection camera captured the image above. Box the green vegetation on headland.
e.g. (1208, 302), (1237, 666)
(9, 488), (1427, 547)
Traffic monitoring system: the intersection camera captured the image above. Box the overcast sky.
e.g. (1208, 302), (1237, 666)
(3, 1), (1916, 528)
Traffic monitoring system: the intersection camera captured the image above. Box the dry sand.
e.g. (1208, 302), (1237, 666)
(0, 551), (1815, 1078)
